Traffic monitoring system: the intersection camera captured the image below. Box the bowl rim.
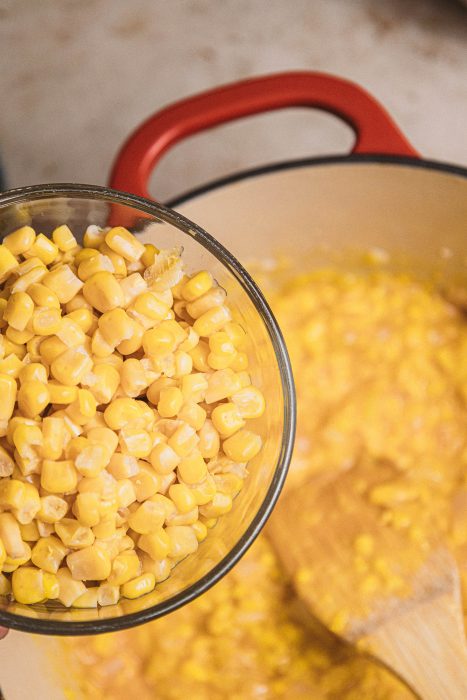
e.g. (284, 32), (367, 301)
(0, 183), (296, 635)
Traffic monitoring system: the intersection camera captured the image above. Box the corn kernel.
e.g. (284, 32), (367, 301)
(19, 362), (48, 384)
(12, 566), (49, 604)
(138, 528), (170, 561)
(108, 550), (141, 585)
(31, 535), (68, 573)
(82, 271), (124, 313)
(48, 381), (78, 405)
(17, 380), (50, 418)
(37, 495), (68, 523)
(52, 224), (77, 252)
(105, 227), (145, 262)
(3, 226), (36, 255)
(51, 345), (93, 385)
(0, 244), (20, 281)
(67, 545), (111, 581)
(149, 442), (181, 475)
(104, 397), (142, 430)
(42, 265), (83, 303)
(4, 291), (34, 331)
(178, 452), (208, 484)
(131, 462), (161, 501)
(168, 483), (197, 514)
(122, 572), (156, 599)
(128, 500), (166, 534)
(56, 519), (95, 549)
(165, 525), (198, 559)
(23, 233), (58, 265)
(27, 283), (60, 309)
(223, 429), (262, 462)
(211, 403), (245, 438)
(57, 566), (86, 606)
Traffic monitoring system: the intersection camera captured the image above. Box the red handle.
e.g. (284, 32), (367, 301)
(109, 71), (419, 199)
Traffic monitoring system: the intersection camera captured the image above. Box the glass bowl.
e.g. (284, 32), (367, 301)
(0, 183), (295, 635)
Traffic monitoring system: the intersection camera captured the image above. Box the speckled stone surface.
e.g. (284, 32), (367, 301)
(0, 0), (466, 202)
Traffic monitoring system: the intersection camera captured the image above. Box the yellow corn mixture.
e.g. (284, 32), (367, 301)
(0, 223), (264, 607)
(63, 260), (467, 698)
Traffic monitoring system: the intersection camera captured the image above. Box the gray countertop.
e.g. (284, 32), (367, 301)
(0, 0), (466, 202)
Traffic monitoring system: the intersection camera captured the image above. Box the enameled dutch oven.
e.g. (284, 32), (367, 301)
(110, 72), (467, 286)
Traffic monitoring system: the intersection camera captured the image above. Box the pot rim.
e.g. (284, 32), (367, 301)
(167, 154), (467, 209)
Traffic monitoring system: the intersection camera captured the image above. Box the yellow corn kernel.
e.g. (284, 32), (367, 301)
(141, 554), (171, 582)
(119, 358), (148, 398)
(132, 291), (169, 321)
(119, 427), (152, 459)
(87, 426), (119, 454)
(3, 225), (36, 255)
(55, 519), (95, 550)
(3, 340), (26, 360)
(142, 325), (178, 359)
(72, 492), (101, 527)
(13, 255), (44, 276)
(19, 520), (40, 542)
(84, 364), (120, 405)
(36, 495), (68, 524)
(64, 293), (92, 313)
(223, 429), (262, 462)
(83, 225), (105, 249)
(230, 351), (248, 371)
(97, 582), (120, 606)
(4, 291), (34, 330)
(19, 362), (48, 384)
(128, 500), (166, 535)
(118, 272), (147, 306)
(0, 571), (11, 595)
(178, 403), (206, 433)
(141, 243), (159, 267)
(224, 321), (246, 347)
(0, 243), (19, 281)
(75, 443), (111, 478)
(146, 377), (176, 406)
(200, 492), (233, 518)
(64, 308), (94, 336)
(117, 319), (144, 355)
(156, 386), (182, 418)
(31, 535), (68, 573)
(105, 226), (145, 262)
(178, 452), (208, 484)
(138, 528), (170, 561)
(0, 512), (26, 558)
(41, 459), (78, 494)
(77, 253), (115, 281)
(11, 482), (41, 525)
(67, 544), (111, 581)
(0, 444), (15, 476)
(191, 520), (208, 543)
(149, 442), (181, 475)
(104, 397), (142, 430)
(105, 251), (127, 277)
(55, 318), (86, 349)
(116, 479), (137, 509)
(56, 566), (87, 606)
(5, 326), (34, 344)
(108, 550), (141, 585)
(173, 350), (193, 378)
(17, 380), (50, 418)
(180, 373), (208, 404)
(211, 402), (245, 438)
(41, 416), (65, 460)
(10, 265), (47, 293)
(27, 283), (60, 309)
(204, 369), (242, 404)
(91, 328), (114, 357)
(165, 525), (198, 559)
(185, 286), (226, 319)
(23, 233), (58, 265)
(121, 572), (155, 599)
(82, 271), (124, 313)
(39, 336), (67, 364)
(209, 330), (236, 357)
(168, 483), (197, 514)
(168, 423), (199, 458)
(181, 271), (213, 302)
(157, 472), (176, 496)
(51, 345), (93, 385)
(31, 306), (62, 335)
(107, 453), (139, 480)
(0, 478), (26, 510)
(11, 566), (49, 604)
(131, 462), (161, 501)
(51, 224), (77, 252)
(48, 381), (78, 405)
(193, 305), (231, 337)
(92, 514), (117, 539)
(66, 389), (97, 425)
(42, 265), (83, 304)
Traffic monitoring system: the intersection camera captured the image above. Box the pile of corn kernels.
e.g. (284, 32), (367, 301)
(0, 223), (264, 607)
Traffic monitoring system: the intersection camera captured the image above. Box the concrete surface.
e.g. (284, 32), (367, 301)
(0, 0), (466, 203)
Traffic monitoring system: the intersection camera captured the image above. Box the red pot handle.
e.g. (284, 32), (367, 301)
(109, 71), (418, 199)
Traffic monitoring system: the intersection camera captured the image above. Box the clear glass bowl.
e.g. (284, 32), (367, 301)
(0, 184), (295, 635)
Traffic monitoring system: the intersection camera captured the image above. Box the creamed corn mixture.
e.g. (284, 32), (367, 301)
(59, 258), (467, 699)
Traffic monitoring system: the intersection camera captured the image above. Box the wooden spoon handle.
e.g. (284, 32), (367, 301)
(364, 591), (467, 700)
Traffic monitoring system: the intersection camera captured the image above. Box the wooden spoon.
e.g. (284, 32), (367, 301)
(267, 473), (467, 700)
